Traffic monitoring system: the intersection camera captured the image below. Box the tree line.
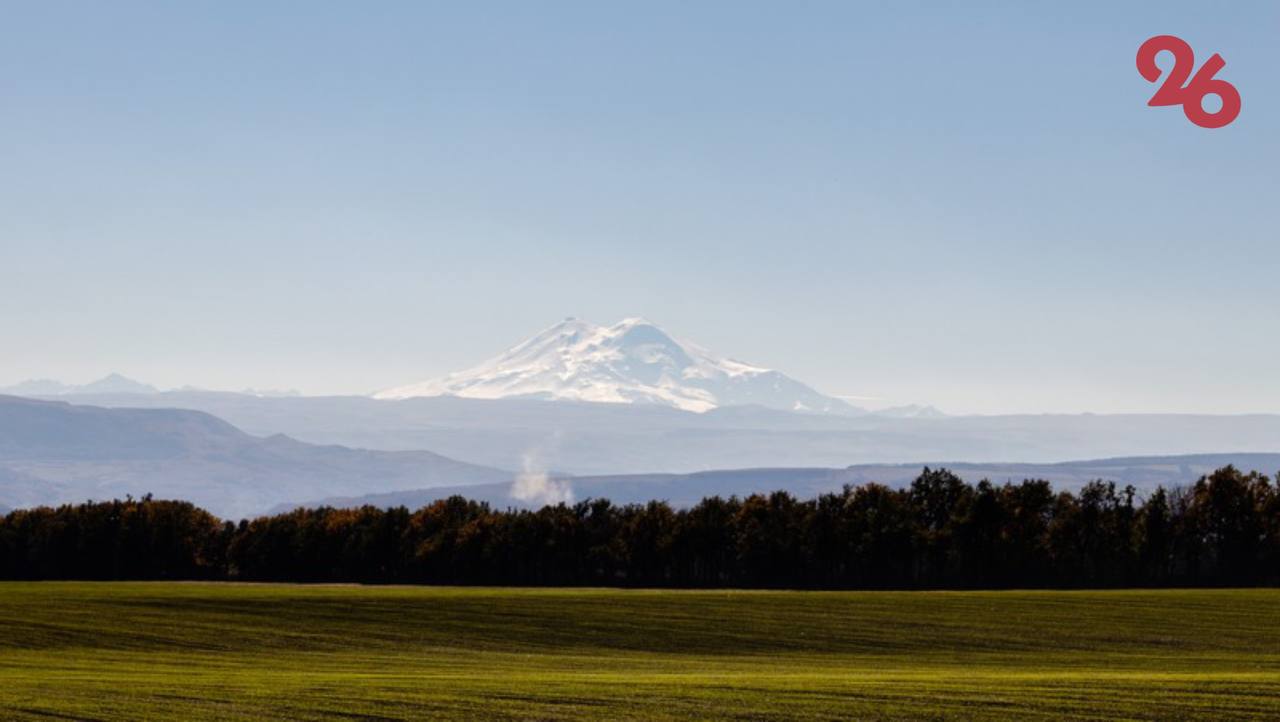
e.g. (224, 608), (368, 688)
(2, 466), (1278, 588)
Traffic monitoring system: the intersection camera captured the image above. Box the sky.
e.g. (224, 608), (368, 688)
(1, 1), (1277, 415)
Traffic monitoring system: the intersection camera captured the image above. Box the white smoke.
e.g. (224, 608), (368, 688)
(510, 445), (574, 507)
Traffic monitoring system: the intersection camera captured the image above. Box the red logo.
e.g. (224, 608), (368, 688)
(1137, 35), (1241, 128)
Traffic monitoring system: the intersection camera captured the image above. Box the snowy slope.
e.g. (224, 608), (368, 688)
(374, 318), (861, 414)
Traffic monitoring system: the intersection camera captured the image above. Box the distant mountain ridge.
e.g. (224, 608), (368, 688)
(872, 404), (948, 419)
(20, 390), (1280, 478)
(375, 317), (862, 414)
(5, 392), (1280, 520)
(0, 395), (511, 518)
(0, 373), (158, 396)
(279, 453), (1280, 513)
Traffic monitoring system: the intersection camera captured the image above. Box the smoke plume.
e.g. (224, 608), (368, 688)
(510, 445), (573, 507)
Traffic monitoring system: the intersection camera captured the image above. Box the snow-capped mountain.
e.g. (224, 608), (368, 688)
(375, 318), (862, 414)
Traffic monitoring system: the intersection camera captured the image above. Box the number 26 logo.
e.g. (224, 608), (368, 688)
(1136, 35), (1241, 129)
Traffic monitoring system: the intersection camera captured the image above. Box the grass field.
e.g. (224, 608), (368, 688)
(1, 584), (1278, 720)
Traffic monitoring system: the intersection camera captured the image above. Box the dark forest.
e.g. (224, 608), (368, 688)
(2, 466), (1278, 588)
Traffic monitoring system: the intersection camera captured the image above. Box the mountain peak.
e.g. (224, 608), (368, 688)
(374, 318), (860, 415)
(77, 374), (159, 395)
(612, 316), (656, 329)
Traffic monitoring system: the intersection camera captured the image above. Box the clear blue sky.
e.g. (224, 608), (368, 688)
(1, 1), (1276, 414)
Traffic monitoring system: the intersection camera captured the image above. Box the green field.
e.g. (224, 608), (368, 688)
(1, 584), (1278, 720)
